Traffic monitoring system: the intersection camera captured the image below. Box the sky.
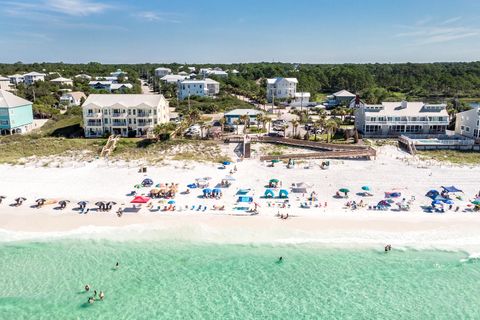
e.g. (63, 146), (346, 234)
(1, 0), (480, 64)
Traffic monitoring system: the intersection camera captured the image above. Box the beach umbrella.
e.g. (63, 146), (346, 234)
(269, 179), (279, 183)
(361, 186), (371, 191)
(339, 188), (350, 194)
(142, 178), (153, 186)
(222, 161), (231, 166)
(203, 188), (212, 194)
(471, 200), (480, 206)
(106, 201), (117, 206)
(168, 200), (175, 204)
(130, 196), (151, 204)
(15, 197), (26, 202)
(377, 200), (391, 207)
(271, 159), (280, 163)
(95, 201), (105, 207)
(36, 198), (46, 203)
(431, 200), (443, 206)
(134, 184), (142, 189)
(443, 199), (454, 205)
(77, 201), (88, 206)
(212, 188), (222, 194)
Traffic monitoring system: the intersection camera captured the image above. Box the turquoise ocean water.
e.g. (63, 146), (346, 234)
(1, 240), (480, 319)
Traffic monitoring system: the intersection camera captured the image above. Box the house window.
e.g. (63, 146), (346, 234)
(461, 125), (465, 130)
(0, 120), (8, 125)
(466, 127), (470, 132)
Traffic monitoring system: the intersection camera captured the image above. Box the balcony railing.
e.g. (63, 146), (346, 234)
(366, 120), (448, 125)
(111, 121), (127, 127)
(87, 121), (102, 127)
(137, 112), (153, 117)
(85, 113), (102, 118)
(112, 113), (128, 118)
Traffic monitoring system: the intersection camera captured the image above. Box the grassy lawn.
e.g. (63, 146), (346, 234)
(417, 150), (480, 165)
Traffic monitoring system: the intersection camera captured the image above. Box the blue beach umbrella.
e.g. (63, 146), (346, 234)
(203, 188), (212, 194)
(223, 161), (231, 166)
(168, 200), (175, 204)
(361, 186), (371, 191)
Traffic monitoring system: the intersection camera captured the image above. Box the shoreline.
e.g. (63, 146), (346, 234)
(2, 211), (480, 253)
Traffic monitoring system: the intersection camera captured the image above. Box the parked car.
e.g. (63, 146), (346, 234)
(223, 124), (236, 132)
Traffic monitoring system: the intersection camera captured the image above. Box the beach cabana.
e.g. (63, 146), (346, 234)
(442, 186), (463, 193)
(264, 189), (275, 198)
(130, 196), (151, 204)
(237, 196), (253, 203)
(203, 188), (212, 197)
(269, 179), (280, 188)
(278, 189), (289, 199)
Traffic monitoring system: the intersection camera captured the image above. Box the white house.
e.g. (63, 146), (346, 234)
(23, 72), (46, 85)
(208, 70), (228, 77)
(187, 67), (196, 72)
(178, 71), (188, 76)
(110, 83), (133, 92)
(8, 74), (24, 85)
(160, 75), (188, 84)
(155, 67), (172, 77)
(74, 74), (92, 80)
(266, 77), (298, 102)
(177, 79), (220, 100)
(110, 69), (127, 77)
(82, 94), (170, 138)
(0, 76), (12, 90)
(293, 92), (311, 106)
(455, 106), (480, 139)
(327, 89), (356, 107)
(354, 101), (449, 137)
(60, 91), (86, 106)
(51, 77), (73, 86)
(95, 76), (118, 82)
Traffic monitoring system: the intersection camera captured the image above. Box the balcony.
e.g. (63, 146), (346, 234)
(86, 121), (102, 127)
(112, 113), (128, 118)
(366, 120), (448, 125)
(137, 112), (153, 117)
(111, 121), (127, 127)
(85, 112), (102, 119)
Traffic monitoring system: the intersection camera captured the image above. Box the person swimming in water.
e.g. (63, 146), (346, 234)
(278, 256), (283, 262)
(99, 291), (105, 301)
(85, 284), (90, 292)
(88, 297), (95, 304)
(94, 290), (97, 297)
(115, 262), (119, 269)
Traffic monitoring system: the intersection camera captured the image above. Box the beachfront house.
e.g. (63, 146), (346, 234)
(0, 76), (12, 90)
(177, 79), (220, 100)
(50, 77), (73, 86)
(8, 74), (24, 85)
(0, 90), (34, 135)
(60, 91), (86, 106)
(266, 77), (298, 102)
(82, 94), (169, 138)
(160, 75), (188, 84)
(224, 109), (263, 125)
(110, 83), (133, 93)
(23, 72), (46, 85)
(292, 92), (311, 107)
(354, 101), (449, 137)
(155, 67), (172, 77)
(455, 106), (480, 140)
(89, 81), (113, 91)
(326, 90), (356, 107)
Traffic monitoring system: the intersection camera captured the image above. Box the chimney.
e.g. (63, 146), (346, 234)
(400, 100), (408, 109)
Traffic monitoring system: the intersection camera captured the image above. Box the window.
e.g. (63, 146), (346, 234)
(461, 125), (465, 130)
(466, 127), (470, 132)
(0, 120), (8, 125)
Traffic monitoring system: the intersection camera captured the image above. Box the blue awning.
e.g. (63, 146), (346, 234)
(442, 186), (463, 193)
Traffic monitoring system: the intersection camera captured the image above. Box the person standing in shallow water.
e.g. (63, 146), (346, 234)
(85, 284), (90, 292)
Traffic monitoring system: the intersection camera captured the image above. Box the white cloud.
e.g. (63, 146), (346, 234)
(396, 18), (480, 45)
(46, 0), (110, 16)
(135, 11), (181, 23)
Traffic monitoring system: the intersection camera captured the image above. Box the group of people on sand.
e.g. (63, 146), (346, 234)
(278, 212), (289, 220)
(84, 262), (119, 304)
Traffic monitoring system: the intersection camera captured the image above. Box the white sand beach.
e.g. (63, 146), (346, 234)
(1, 146), (480, 251)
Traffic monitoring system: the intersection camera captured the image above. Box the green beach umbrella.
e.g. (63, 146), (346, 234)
(472, 200), (480, 206)
(269, 179), (279, 183)
(134, 184), (142, 189)
(339, 188), (350, 194)
(361, 186), (371, 191)
(271, 159), (280, 163)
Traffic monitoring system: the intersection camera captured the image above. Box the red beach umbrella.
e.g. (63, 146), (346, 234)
(130, 196), (151, 204)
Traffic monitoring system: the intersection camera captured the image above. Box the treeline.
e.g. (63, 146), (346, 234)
(2, 61), (480, 102)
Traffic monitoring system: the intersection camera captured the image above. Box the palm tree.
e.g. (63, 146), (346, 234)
(325, 120), (338, 143)
(313, 118), (326, 141)
(239, 115), (249, 134)
(256, 113), (265, 130)
(233, 119), (240, 135)
(186, 109), (200, 125)
(219, 117), (226, 134)
(290, 119), (299, 138)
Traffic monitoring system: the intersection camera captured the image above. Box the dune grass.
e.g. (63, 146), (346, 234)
(418, 150), (480, 165)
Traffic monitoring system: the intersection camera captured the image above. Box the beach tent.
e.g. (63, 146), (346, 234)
(361, 186), (371, 191)
(377, 200), (391, 207)
(238, 196), (253, 203)
(142, 178), (153, 186)
(385, 192), (401, 198)
(187, 183), (197, 189)
(237, 189), (250, 195)
(279, 189), (289, 198)
(212, 188), (222, 195)
(203, 188), (212, 194)
(442, 186), (463, 193)
(426, 190), (439, 199)
(431, 200), (443, 206)
(130, 196), (151, 204)
(264, 189), (275, 198)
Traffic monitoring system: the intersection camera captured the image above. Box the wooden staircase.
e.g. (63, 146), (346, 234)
(101, 135), (120, 158)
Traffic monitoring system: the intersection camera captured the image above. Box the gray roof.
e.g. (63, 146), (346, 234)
(0, 90), (32, 108)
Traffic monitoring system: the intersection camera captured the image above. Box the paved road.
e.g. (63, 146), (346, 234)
(140, 79), (155, 95)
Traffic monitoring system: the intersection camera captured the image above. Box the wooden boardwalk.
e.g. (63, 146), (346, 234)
(224, 136), (376, 160)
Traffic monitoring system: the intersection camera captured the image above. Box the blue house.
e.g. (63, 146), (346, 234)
(224, 109), (263, 125)
(0, 90), (34, 135)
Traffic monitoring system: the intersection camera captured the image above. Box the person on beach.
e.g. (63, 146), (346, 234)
(99, 291), (105, 301)
(384, 245), (392, 252)
(85, 284), (90, 292)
